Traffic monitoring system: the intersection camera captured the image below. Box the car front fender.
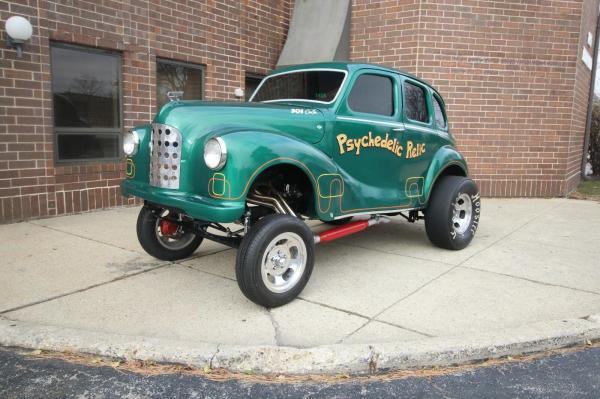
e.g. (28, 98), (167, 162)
(204, 130), (339, 220)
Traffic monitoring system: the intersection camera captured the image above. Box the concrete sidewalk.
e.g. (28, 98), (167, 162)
(1, 198), (599, 373)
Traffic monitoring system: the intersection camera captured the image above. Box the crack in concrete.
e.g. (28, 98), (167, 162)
(368, 345), (380, 374)
(28, 222), (142, 255)
(367, 200), (569, 323)
(1, 241), (232, 316)
(336, 319), (371, 344)
(267, 309), (283, 346)
(297, 297), (371, 320)
(0, 263), (172, 315)
(336, 317), (433, 345)
(458, 265), (600, 297)
(209, 343), (221, 369)
(329, 240), (457, 267)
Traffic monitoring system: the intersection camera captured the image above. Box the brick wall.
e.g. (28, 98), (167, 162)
(0, 0), (291, 223)
(2, 1), (598, 224)
(350, 0), (598, 197)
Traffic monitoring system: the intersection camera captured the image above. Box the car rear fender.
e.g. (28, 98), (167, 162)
(422, 145), (469, 204)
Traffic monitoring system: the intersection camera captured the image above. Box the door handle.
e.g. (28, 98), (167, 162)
(393, 127), (405, 132)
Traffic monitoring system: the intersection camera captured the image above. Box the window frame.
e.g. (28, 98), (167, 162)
(249, 68), (349, 104)
(401, 78), (432, 126)
(156, 58), (205, 111)
(432, 93), (448, 131)
(50, 42), (124, 164)
(244, 72), (265, 102)
(345, 72), (398, 118)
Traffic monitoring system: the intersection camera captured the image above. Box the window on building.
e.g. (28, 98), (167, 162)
(51, 43), (121, 161)
(347, 74), (394, 116)
(245, 73), (264, 101)
(403, 81), (429, 123)
(156, 59), (204, 110)
(433, 96), (446, 129)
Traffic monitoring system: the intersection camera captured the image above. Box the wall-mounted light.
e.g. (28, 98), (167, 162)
(234, 88), (244, 98)
(5, 16), (33, 58)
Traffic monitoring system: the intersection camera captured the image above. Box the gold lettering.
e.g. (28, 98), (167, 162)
(336, 134), (348, 154)
(406, 141), (414, 158)
(396, 144), (403, 157)
(368, 132), (376, 146)
(347, 138), (355, 153)
(353, 138), (362, 155)
(387, 139), (394, 151)
(336, 132), (422, 158)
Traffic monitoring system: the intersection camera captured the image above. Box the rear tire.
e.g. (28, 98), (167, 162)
(136, 206), (203, 261)
(425, 176), (481, 250)
(236, 214), (315, 307)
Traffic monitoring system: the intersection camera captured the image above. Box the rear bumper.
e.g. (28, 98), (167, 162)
(121, 179), (245, 223)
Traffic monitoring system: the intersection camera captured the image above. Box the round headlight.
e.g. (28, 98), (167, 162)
(123, 130), (139, 156)
(204, 137), (227, 170)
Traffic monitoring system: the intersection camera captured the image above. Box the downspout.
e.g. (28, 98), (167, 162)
(581, 6), (600, 179)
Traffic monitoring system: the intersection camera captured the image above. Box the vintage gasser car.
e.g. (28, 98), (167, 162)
(121, 62), (481, 307)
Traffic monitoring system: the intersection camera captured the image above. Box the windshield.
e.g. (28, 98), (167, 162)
(250, 70), (346, 103)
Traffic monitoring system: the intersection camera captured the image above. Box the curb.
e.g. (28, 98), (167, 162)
(1, 314), (600, 375)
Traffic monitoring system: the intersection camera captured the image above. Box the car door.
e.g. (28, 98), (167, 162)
(400, 78), (439, 207)
(330, 70), (407, 216)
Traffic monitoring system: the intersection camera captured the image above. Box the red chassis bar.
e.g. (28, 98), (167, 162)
(314, 216), (390, 244)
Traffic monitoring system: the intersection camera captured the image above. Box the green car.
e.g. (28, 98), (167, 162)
(121, 62), (481, 307)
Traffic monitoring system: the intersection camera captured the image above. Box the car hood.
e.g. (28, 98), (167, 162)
(154, 100), (327, 144)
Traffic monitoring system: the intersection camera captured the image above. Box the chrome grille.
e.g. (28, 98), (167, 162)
(149, 123), (181, 189)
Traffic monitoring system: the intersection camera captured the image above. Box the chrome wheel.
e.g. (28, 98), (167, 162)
(154, 218), (197, 251)
(260, 232), (307, 294)
(451, 193), (473, 235)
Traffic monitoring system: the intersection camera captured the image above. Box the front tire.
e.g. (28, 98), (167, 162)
(136, 206), (203, 261)
(425, 176), (481, 250)
(236, 214), (315, 307)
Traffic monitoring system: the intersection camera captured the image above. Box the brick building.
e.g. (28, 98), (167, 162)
(352, 0), (599, 197)
(0, 0), (598, 223)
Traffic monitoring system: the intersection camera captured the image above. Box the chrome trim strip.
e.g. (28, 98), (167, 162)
(335, 116), (406, 129)
(404, 123), (438, 134)
(249, 68), (349, 105)
(334, 207), (420, 219)
(336, 116), (446, 135)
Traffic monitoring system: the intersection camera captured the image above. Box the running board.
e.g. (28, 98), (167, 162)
(314, 215), (391, 244)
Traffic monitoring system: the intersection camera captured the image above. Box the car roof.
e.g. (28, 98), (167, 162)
(270, 62), (443, 100)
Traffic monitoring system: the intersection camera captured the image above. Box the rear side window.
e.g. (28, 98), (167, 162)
(348, 74), (394, 116)
(403, 81), (429, 123)
(433, 96), (446, 129)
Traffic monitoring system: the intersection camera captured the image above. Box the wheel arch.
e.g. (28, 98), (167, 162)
(423, 146), (469, 204)
(207, 130), (338, 220)
(247, 161), (319, 218)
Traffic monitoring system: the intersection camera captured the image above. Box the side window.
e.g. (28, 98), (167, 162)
(347, 74), (394, 116)
(403, 81), (429, 123)
(433, 96), (447, 129)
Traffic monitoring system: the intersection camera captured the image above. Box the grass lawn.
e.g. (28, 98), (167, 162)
(571, 179), (600, 200)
